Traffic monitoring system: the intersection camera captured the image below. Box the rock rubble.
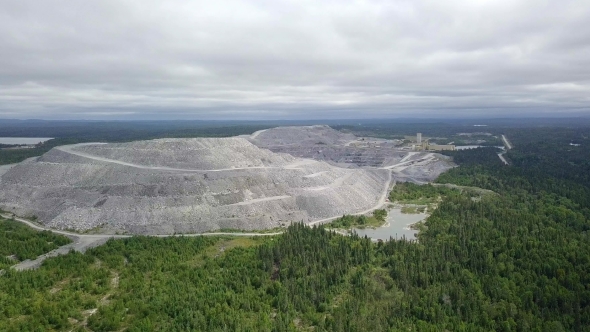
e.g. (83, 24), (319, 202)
(0, 137), (389, 234)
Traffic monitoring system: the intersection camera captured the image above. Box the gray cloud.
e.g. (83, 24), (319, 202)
(1, 0), (589, 119)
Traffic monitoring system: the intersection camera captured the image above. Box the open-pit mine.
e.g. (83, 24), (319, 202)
(0, 126), (453, 235)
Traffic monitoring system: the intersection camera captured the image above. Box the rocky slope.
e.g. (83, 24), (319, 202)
(0, 138), (390, 235)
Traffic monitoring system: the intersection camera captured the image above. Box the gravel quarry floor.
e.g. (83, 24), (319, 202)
(248, 125), (454, 182)
(0, 126), (454, 236)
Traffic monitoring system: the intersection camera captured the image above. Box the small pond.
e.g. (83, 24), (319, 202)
(455, 145), (505, 150)
(353, 208), (427, 241)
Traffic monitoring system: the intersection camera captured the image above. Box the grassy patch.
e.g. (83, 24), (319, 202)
(327, 209), (387, 229)
(398, 197), (439, 205)
(389, 182), (458, 205)
(400, 206), (427, 214)
(400, 206), (417, 214)
(184, 237), (264, 267)
(208, 226), (286, 234)
(206, 237), (261, 256)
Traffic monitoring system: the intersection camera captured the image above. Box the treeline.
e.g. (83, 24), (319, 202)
(327, 209), (387, 229)
(389, 182), (457, 202)
(0, 128), (590, 331)
(0, 138), (79, 165)
(504, 127), (590, 188)
(0, 125), (272, 165)
(0, 120), (274, 140)
(440, 146), (505, 166)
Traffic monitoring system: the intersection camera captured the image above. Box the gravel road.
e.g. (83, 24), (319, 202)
(2, 165), (392, 271)
(1, 213), (283, 271)
(502, 135), (513, 150)
(56, 143), (300, 172)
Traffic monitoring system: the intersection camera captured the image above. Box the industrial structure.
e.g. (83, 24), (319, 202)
(413, 133), (455, 151)
(424, 143), (455, 151)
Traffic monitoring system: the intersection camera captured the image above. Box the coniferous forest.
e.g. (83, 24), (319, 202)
(1, 127), (590, 331)
(0, 218), (72, 269)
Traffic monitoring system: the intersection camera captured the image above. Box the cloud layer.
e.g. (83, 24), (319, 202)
(1, 0), (589, 119)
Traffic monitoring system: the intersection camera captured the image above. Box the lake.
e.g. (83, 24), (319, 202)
(353, 208), (428, 241)
(455, 145), (505, 150)
(0, 137), (53, 145)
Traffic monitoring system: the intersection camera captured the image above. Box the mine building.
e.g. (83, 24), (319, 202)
(413, 133), (455, 151)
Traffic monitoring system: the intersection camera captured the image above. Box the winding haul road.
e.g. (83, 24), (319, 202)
(4, 141), (396, 271)
(381, 153), (436, 171)
(1, 213), (285, 271)
(249, 129), (269, 139)
(55, 144), (307, 173)
(502, 135), (513, 150)
(498, 134), (512, 165)
(309, 169), (393, 226)
(1, 168), (394, 270)
(1, 213), (287, 242)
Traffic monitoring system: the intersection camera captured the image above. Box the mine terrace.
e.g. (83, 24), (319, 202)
(0, 126), (453, 235)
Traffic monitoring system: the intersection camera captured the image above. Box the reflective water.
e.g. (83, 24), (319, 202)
(455, 145), (482, 150)
(0, 137), (53, 144)
(353, 208), (427, 241)
(455, 145), (505, 150)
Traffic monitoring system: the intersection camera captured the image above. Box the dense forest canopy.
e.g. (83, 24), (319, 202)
(0, 124), (589, 331)
(0, 217), (72, 270)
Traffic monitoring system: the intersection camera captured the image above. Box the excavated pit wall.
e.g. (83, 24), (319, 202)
(248, 125), (455, 181)
(0, 138), (390, 235)
(0, 127), (454, 235)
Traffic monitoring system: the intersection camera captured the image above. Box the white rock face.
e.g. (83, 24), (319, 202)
(0, 137), (390, 235)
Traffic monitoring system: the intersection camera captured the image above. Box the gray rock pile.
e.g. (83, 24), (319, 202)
(248, 126), (454, 177)
(0, 138), (390, 235)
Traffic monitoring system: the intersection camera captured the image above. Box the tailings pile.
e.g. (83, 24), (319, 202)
(248, 126), (454, 180)
(0, 138), (389, 235)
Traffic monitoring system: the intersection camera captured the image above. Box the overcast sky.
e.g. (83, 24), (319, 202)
(1, 0), (589, 120)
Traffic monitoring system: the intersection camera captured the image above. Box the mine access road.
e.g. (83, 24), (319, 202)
(0, 213), (284, 271)
(1, 166), (391, 271)
(55, 144), (306, 173)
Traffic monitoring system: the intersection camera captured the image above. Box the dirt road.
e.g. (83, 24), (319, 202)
(1, 213), (283, 271)
(56, 143), (303, 173)
(309, 170), (394, 226)
(2, 168), (393, 271)
(2, 146), (395, 270)
(498, 151), (509, 165)
(502, 135), (512, 150)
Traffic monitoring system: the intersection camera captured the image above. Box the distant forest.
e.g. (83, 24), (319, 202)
(0, 122), (590, 331)
(1, 117), (589, 165)
(0, 121), (272, 165)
